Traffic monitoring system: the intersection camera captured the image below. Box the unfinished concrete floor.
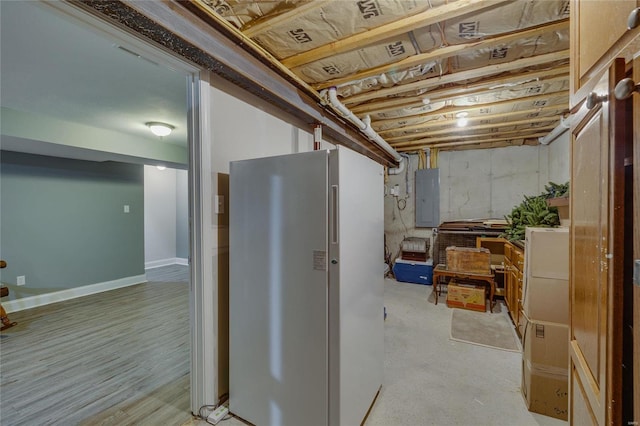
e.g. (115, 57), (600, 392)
(188, 278), (566, 426)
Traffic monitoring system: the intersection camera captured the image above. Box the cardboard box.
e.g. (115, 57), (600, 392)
(522, 315), (569, 369)
(393, 258), (433, 285)
(522, 276), (568, 324)
(445, 246), (491, 274)
(446, 280), (486, 312)
(523, 227), (569, 324)
(521, 358), (568, 420)
(525, 227), (569, 280)
(521, 313), (569, 420)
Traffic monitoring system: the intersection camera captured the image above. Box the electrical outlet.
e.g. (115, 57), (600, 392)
(124, 205), (130, 213)
(17, 276), (25, 286)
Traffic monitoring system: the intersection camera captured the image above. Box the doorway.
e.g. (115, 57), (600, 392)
(0, 1), (208, 421)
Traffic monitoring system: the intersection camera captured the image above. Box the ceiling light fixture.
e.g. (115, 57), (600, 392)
(146, 122), (174, 137)
(456, 112), (469, 127)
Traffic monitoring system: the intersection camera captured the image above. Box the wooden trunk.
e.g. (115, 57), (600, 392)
(445, 246), (491, 275)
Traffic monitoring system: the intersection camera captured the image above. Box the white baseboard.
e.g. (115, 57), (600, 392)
(4, 274), (147, 313)
(145, 258), (189, 269)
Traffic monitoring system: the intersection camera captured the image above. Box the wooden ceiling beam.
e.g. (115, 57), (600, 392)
(242, 1), (332, 38)
(377, 104), (568, 135)
(375, 89), (569, 131)
(372, 98), (569, 134)
(386, 116), (560, 142)
(435, 139), (540, 151)
(343, 49), (570, 104)
(390, 125), (557, 148)
(351, 66), (569, 115)
(314, 19), (569, 90)
(395, 133), (550, 151)
(280, 0), (509, 68)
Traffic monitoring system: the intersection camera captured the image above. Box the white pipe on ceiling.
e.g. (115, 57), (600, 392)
(539, 116), (572, 145)
(323, 87), (405, 174)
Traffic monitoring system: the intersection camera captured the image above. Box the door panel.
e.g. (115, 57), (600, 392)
(571, 366), (598, 426)
(571, 107), (606, 388)
(229, 151), (329, 426)
(328, 146), (384, 426)
(570, 58), (627, 425)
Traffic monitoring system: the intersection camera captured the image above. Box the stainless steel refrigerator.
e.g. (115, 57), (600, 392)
(229, 146), (384, 426)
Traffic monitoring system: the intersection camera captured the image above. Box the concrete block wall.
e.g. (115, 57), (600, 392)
(439, 145), (550, 221)
(384, 141), (569, 261)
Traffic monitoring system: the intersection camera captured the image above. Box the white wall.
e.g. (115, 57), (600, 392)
(384, 155), (434, 260)
(144, 165), (188, 268)
(210, 87), (333, 174)
(547, 131), (570, 184)
(176, 170), (189, 259)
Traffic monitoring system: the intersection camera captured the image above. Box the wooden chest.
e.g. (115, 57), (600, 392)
(445, 246), (491, 275)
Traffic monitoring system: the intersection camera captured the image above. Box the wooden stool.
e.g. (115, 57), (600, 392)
(1, 259), (17, 331)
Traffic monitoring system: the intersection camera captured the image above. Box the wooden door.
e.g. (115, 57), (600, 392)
(569, 59), (626, 425)
(633, 53), (640, 426)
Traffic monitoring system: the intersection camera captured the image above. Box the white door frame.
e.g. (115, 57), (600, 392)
(188, 70), (217, 412)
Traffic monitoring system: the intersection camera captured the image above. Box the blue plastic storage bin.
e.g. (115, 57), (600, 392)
(392, 258), (433, 285)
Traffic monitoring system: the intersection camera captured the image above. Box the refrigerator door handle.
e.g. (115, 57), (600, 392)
(331, 184), (339, 244)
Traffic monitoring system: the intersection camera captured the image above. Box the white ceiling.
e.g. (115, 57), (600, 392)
(0, 1), (189, 149)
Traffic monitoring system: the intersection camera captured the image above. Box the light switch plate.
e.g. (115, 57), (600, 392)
(215, 195), (225, 214)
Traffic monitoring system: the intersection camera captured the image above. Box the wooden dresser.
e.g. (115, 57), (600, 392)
(503, 241), (524, 337)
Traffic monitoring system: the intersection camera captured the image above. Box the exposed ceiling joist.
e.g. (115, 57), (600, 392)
(433, 138), (541, 151)
(386, 115), (560, 142)
(390, 125), (558, 148)
(375, 89), (569, 130)
(344, 49), (570, 104)
(242, 2), (332, 38)
(281, 0), (509, 69)
(351, 66), (570, 115)
(176, 0), (572, 153)
(314, 19), (569, 90)
(377, 104), (568, 135)
(395, 133), (549, 151)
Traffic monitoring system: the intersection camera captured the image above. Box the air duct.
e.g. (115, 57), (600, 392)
(323, 87), (405, 174)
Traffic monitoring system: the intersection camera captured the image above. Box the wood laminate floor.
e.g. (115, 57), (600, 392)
(0, 265), (191, 426)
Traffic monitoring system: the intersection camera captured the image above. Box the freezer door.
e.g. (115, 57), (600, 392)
(328, 146), (384, 426)
(230, 151), (329, 426)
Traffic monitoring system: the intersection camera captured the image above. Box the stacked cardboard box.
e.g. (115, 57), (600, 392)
(520, 228), (569, 421)
(446, 279), (486, 312)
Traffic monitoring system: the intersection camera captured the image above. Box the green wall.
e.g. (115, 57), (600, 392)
(0, 151), (145, 299)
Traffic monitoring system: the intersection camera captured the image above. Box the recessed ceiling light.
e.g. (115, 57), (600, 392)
(146, 122), (174, 137)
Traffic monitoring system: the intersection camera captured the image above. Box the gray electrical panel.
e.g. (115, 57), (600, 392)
(415, 168), (439, 228)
